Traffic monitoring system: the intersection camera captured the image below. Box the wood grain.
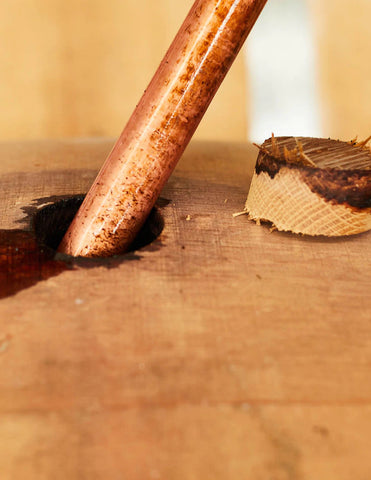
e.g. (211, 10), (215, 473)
(0, 139), (371, 479)
(245, 136), (371, 236)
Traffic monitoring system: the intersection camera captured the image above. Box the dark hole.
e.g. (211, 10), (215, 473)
(33, 195), (165, 256)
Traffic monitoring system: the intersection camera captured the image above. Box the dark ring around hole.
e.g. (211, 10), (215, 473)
(33, 195), (165, 257)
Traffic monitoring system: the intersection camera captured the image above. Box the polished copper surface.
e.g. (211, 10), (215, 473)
(59, 0), (268, 257)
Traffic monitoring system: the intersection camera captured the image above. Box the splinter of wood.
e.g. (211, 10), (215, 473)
(58, 0), (268, 257)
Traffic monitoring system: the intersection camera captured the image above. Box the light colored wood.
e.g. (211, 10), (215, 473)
(0, 0), (247, 142)
(308, 0), (371, 139)
(245, 136), (371, 236)
(0, 139), (371, 479)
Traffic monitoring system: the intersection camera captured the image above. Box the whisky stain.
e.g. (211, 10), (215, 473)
(0, 229), (70, 300)
(0, 195), (166, 300)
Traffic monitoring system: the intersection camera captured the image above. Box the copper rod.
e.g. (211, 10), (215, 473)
(58, 0), (268, 257)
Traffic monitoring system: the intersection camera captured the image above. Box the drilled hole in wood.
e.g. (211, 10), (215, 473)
(33, 195), (165, 256)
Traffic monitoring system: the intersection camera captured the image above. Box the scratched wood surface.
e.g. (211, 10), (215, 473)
(0, 139), (371, 479)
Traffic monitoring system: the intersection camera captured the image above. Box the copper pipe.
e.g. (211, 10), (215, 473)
(58, 0), (268, 257)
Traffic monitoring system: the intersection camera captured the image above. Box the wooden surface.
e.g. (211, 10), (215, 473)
(0, 138), (371, 479)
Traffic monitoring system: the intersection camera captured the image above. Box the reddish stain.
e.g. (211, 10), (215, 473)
(0, 196), (166, 300)
(0, 229), (70, 300)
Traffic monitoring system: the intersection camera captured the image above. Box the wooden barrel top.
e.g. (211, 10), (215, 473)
(0, 138), (370, 479)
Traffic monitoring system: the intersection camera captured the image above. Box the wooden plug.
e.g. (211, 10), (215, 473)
(245, 136), (371, 236)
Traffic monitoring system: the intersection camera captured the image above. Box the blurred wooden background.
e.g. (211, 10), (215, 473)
(307, 0), (370, 140)
(0, 0), (369, 142)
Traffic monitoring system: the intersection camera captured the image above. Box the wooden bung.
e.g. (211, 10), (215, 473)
(245, 136), (371, 236)
(58, 0), (268, 257)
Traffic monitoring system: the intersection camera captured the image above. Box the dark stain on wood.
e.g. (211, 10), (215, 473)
(301, 168), (371, 211)
(0, 196), (166, 299)
(254, 137), (371, 211)
(0, 229), (70, 300)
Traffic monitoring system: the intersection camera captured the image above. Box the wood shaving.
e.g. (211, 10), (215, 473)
(254, 133), (316, 167)
(347, 135), (371, 151)
(233, 211), (247, 218)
